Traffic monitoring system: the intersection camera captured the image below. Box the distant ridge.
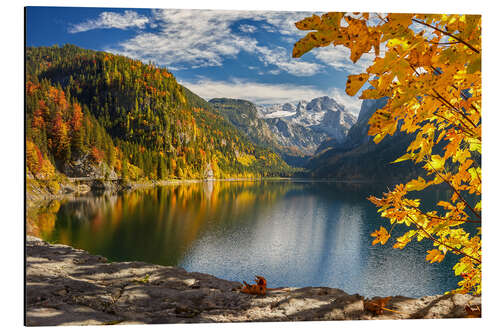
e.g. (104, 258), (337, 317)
(210, 96), (356, 167)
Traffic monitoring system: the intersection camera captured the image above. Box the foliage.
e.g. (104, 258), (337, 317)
(293, 13), (481, 294)
(26, 45), (293, 183)
(241, 276), (267, 296)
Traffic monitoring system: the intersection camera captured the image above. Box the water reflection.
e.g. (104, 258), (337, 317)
(28, 180), (460, 297)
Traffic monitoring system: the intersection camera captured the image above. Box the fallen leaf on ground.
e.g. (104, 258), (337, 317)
(241, 276), (267, 296)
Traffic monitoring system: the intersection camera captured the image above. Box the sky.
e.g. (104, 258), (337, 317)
(25, 6), (379, 114)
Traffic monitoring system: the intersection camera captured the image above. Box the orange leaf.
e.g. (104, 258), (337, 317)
(346, 73), (369, 96)
(426, 249), (445, 263)
(371, 226), (390, 245)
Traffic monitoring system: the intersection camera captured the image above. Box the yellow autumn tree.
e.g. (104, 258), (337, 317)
(293, 13), (481, 295)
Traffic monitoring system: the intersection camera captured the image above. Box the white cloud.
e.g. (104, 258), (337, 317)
(180, 78), (363, 114)
(107, 9), (257, 68)
(68, 10), (149, 33)
(410, 21), (439, 40)
(256, 45), (323, 76)
(239, 24), (257, 33)
(181, 78), (325, 105)
(104, 9), (321, 76)
(262, 24), (277, 33)
(257, 11), (320, 36)
(312, 45), (375, 73)
(328, 87), (363, 116)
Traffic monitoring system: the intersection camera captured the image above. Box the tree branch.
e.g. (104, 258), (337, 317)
(426, 160), (482, 220)
(408, 64), (478, 138)
(427, 41), (460, 45)
(431, 88), (478, 130)
(406, 201), (480, 223)
(431, 111), (475, 138)
(406, 214), (481, 264)
(429, 96), (477, 138)
(411, 19), (480, 54)
(429, 65), (481, 117)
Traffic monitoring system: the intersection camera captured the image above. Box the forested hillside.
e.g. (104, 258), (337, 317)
(25, 45), (293, 189)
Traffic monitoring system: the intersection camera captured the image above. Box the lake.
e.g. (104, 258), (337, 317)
(28, 179), (461, 298)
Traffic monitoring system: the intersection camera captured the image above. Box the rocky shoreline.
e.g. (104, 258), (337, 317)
(26, 236), (481, 326)
(26, 175), (290, 203)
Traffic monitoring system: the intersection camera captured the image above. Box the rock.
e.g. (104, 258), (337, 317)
(55, 289), (68, 296)
(203, 164), (214, 179)
(77, 184), (91, 194)
(26, 236), (481, 326)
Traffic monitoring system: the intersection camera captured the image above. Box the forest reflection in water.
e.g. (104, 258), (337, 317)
(27, 180), (461, 297)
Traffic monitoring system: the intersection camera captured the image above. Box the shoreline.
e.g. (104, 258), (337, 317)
(26, 176), (295, 204)
(26, 236), (481, 326)
(26, 176), (401, 205)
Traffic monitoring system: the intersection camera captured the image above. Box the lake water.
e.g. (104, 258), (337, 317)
(29, 180), (461, 297)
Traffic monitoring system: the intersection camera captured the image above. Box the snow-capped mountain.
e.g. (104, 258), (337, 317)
(209, 96), (357, 167)
(256, 102), (296, 119)
(257, 96), (357, 145)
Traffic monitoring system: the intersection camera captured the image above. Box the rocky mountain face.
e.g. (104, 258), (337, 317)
(209, 98), (308, 167)
(209, 98), (278, 149)
(314, 97), (389, 155)
(306, 98), (422, 181)
(211, 97), (357, 167)
(263, 118), (329, 155)
(258, 96), (356, 142)
(258, 96), (356, 155)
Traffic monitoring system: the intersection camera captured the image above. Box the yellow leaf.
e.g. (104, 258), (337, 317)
(295, 14), (322, 30)
(405, 177), (428, 191)
(469, 140), (481, 153)
(426, 249), (445, 263)
(320, 12), (344, 30)
(373, 133), (386, 144)
(292, 31), (337, 58)
(386, 13), (413, 29)
(292, 32), (318, 58)
(345, 73), (369, 96)
(453, 262), (468, 276)
(428, 155), (445, 171)
(467, 56), (481, 74)
(392, 153), (413, 164)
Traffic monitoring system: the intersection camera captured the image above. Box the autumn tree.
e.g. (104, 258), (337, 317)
(293, 13), (481, 294)
(50, 111), (71, 162)
(70, 102), (84, 158)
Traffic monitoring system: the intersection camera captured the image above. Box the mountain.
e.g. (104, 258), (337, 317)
(211, 96), (356, 167)
(25, 44), (293, 189)
(258, 96), (356, 141)
(208, 98), (312, 167)
(209, 98), (279, 150)
(314, 98), (389, 155)
(305, 98), (422, 181)
(259, 97), (356, 153)
(264, 117), (329, 155)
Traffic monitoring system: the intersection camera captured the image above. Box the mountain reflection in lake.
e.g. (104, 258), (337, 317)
(29, 180), (461, 297)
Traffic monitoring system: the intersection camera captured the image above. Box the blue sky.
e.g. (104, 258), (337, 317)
(26, 6), (376, 113)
